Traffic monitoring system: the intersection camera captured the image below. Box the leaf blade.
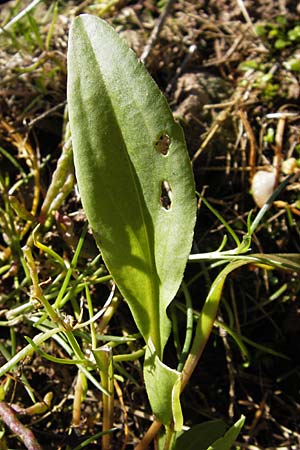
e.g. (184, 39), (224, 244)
(144, 338), (183, 428)
(67, 15), (196, 356)
(174, 420), (226, 450)
(207, 415), (245, 450)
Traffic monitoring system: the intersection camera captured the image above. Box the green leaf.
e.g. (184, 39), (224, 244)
(143, 339), (183, 428)
(246, 253), (300, 271)
(67, 15), (196, 358)
(238, 60), (259, 71)
(174, 420), (226, 450)
(207, 415), (245, 450)
(283, 58), (300, 72)
(288, 25), (300, 41)
(255, 24), (267, 37)
(274, 38), (289, 49)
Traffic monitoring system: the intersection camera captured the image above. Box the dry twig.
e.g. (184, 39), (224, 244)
(140, 0), (176, 64)
(0, 402), (42, 450)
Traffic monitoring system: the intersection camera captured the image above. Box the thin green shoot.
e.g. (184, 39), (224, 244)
(72, 428), (118, 450)
(0, 0), (43, 35)
(189, 252), (300, 271)
(31, 311), (49, 328)
(53, 273), (112, 308)
(201, 196), (241, 248)
(214, 319), (250, 365)
(177, 282), (193, 372)
(0, 328), (60, 377)
(54, 223), (88, 308)
(24, 337), (92, 366)
(0, 344), (11, 362)
(0, 338), (36, 402)
(8, 155), (50, 196)
(0, 265), (11, 276)
(80, 364), (110, 396)
(175, 297), (250, 366)
(26, 12), (44, 50)
(95, 335), (139, 343)
(75, 285), (116, 332)
(220, 297), (235, 329)
(85, 284), (97, 349)
(170, 305), (181, 361)
(181, 259), (261, 392)
(92, 346), (114, 447)
(23, 245), (65, 326)
(33, 232), (67, 269)
(216, 234), (228, 252)
(249, 173), (295, 234)
(5, 301), (33, 322)
(45, 2), (58, 51)
(113, 348), (145, 363)
(285, 205), (295, 227)
(241, 335), (290, 360)
(32, 321), (110, 396)
(113, 362), (140, 387)
(23, 245), (95, 372)
(268, 283), (288, 301)
(0, 146), (27, 176)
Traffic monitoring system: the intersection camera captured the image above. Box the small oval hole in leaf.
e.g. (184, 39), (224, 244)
(155, 134), (171, 155)
(160, 181), (172, 210)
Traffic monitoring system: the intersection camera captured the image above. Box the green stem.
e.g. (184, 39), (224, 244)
(85, 284), (97, 349)
(249, 173), (295, 235)
(23, 245), (87, 369)
(163, 423), (175, 450)
(93, 347), (114, 450)
(39, 130), (74, 223)
(113, 348), (145, 362)
(201, 197), (241, 247)
(0, 328), (60, 377)
(98, 294), (120, 335)
(54, 223), (88, 309)
(136, 258), (272, 450)
(72, 371), (85, 427)
(177, 282), (193, 372)
(23, 246), (65, 327)
(181, 260), (251, 390)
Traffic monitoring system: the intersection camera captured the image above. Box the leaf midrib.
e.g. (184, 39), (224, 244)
(80, 21), (161, 354)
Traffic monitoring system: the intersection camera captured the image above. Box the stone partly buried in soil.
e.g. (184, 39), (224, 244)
(172, 71), (233, 156)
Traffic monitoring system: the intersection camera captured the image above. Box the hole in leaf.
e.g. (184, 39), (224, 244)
(155, 134), (171, 155)
(160, 181), (172, 210)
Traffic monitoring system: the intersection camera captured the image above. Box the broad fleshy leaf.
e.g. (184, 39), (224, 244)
(144, 338), (183, 428)
(173, 416), (244, 450)
(67, 15), (196, 357)
(174, 420), (226, 450)
(207, 415), (245, 450)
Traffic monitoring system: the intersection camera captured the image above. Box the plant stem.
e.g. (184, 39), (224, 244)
(0, 0), (43, 35)
(72, 371), (84, 428)
(22, 246), (65, 327)
(85, 284), (97, 348)
(93, 347), (114, 450)
(0, 328), (60, 377)
(134, 420), (162, 450)
(98, 293), (120, 335)
(0, 402), (42, 450)
(163, 423), (176, 450)
(135, 260), (254, 450)
(54, 223), (88, 309)
(177, 282), (193, 372)
(181, 260), (249, 390)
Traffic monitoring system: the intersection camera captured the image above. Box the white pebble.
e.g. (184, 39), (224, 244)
(252, 170), (276, 208)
